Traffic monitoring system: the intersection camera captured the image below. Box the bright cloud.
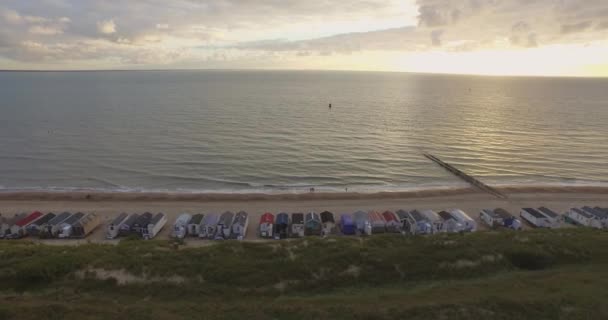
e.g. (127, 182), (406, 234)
(0, 0), (607, 76)
(97, 19), (116, 35)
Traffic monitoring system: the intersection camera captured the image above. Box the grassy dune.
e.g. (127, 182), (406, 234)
(1, 229), (608, 319)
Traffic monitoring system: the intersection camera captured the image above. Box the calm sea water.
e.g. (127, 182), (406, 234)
(1, 70), (607, 193)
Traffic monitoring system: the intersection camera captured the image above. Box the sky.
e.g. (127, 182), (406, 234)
(1, 0), (608, 76)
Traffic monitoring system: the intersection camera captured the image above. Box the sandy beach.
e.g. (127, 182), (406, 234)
(1, 186), (607, 245)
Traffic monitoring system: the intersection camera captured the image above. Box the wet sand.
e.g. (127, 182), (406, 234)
(1, 187), (607, 245)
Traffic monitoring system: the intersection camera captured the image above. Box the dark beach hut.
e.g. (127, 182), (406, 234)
(215, 211), (235, 240)
(40, 212), (72, 239)
(340, 214), (355, 235)
(187, 214), (205, 237)
(57, 212), (86, 238)
(231, 211), (249, 240)
(26, 212), (56, 237)
(305, 212), (322, 236)
(274, 212), (290, 240)
(291, 213), (305, 237)
(132, 212), (153, 235)
(119, 213), (139, 237)
(320, 211), (336, 235)
(106, 213), (129, 239)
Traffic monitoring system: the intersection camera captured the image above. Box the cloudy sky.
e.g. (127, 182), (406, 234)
(1, 0), (608, 76)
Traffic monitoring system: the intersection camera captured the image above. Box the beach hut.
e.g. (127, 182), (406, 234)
(480, 209), (503, 228)
(106, 213), (130, 239)
(353, 210), (372, 236)
(215, 211), (235, 240)
(582, 206), (608, 227)
(403, 210), (432, 235)
(447, 209), (477, 232)
(119, 213), (139, 237)
(494, 208), (522, 230)
(274, 213), (290, 239)
(143, 213), (167, 240)
(71, 213), (101, 238)
(537, 207), (561, 228)
(25, 212), (56, 237)
(199, 213), (220, 239)
(421, 210), (443, 234)
(437, 211), (464, 233)
(132, 212), (153, 235)
(57, 212), (85, 238)
(259, 212), (274, 238)
(395, 210), (409, 232)
(368, 211), (386, 233)
(1, 213), (26, 239)
(187, 214), (205, 236)
(320, 211), (336, 235)
(520, 208), (549, 228)
(381, 211), (400, 233)
(291, 213), (305, 238)
(305, 212), (322, 236)
(6, 211), (44, 239)
(39, 212), (72, 239)
(565, 208), (602, 228)
(340, 214), (356, 235)
(172, 213), (192, 239)
(231, 211), (249, 240)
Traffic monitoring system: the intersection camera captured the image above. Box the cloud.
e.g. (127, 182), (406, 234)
(431, 29), (443, 46)
(561, 21), (592, 34)
(28, 25), (64, 35)
(0, 0), (607, 70)
(97, 19), (116, 34)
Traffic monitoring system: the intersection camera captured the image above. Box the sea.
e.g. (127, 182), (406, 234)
(1, 70), (607, 194)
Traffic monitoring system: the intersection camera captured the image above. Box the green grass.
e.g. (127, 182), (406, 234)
(1, 229), (607, 319)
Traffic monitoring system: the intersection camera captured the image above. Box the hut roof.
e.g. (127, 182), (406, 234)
(121, 213), (139, 227)
(149, 213), (165, 225)
(48, 212), (72, 225)
(291, 213), (304, 224)
(190, 214), (204, 224)
(134, 212), (153, 225)
(320, 211), (335, 223)
(15, 211), (44, 227)
(584, 207), (608, 219)
(409, 210), (428, 222)
(494, 208), (513, 219)
(522, 208), (545, 219)
(340, 214), (353, 225)
(276, 213), (289, 225)
(29, 213), (56, 226)
(438, 211), (454, 221)
(538, 207), (559, 218)
(395, 209), (409, 220)
(382, 211), (397, 222)
(233, 211), (248, 226)
(62, 212), (85, 226)
(203, 213), (220, 225)
(260, 212), (274, 224)
(218, 211), (234, 225)
(305, 212), (321, 222)
(110, 213), (129, 226)
(572, 208), (593, 219)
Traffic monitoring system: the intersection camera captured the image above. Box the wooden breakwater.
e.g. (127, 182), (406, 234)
(424, 153), (507, 199)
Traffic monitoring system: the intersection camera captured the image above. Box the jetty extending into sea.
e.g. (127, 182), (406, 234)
(423, 153), (507, 199)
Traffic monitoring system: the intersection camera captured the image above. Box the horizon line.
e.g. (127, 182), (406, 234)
(0, 68), (606, 79)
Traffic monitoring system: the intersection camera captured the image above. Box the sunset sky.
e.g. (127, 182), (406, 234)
(1, 0), (608, 76)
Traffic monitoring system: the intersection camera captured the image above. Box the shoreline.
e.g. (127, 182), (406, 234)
(0, 185), (607, 202)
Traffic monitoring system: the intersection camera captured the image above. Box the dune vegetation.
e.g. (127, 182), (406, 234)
(1, 229), (608, 319)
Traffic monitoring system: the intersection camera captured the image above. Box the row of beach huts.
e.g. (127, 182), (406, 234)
(0, 211), (101, 239)
(1, 206), (607, 241)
